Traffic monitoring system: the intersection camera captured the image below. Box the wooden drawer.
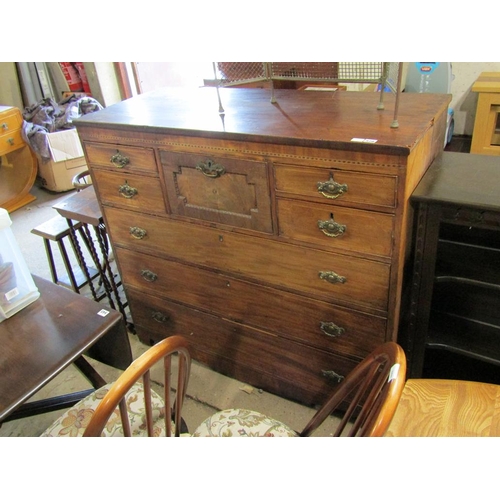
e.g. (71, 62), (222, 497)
(160, 150), (273, 233)
(0, 129), (24, 156)
(104, 207), (391, 311)
(0, 108), (22, 135)
(84, 142), (157, 174)
(126, 288), (359, 405)
(278, 198), (394, 257)
(274, 164), (397, 210)
(115, 246), (387, 358)
(92, 169), (167, 215)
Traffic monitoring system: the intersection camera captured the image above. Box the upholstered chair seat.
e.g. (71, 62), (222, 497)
(41, 382), (170, 437)
(192, 408), (297, 437)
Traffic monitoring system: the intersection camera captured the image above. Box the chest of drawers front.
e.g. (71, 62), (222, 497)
(76, 89), (448, 405)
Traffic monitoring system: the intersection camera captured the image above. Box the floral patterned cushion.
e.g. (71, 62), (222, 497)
(192, 408), (298, 437)
(41, 382), (171, 437)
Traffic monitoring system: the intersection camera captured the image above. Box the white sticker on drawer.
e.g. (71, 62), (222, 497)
(351, 138), (378, 143)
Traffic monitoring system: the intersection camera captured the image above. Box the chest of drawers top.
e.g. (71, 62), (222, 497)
(75, 87), (449, 156)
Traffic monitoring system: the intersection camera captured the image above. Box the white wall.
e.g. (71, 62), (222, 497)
(2, 62), (500, 136)
(0, 63), (23, 109)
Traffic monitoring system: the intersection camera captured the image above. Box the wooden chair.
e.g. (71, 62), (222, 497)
(42, 335), (191, 437)
(192, 342), (406, 437)
(72, 170), (93, 192)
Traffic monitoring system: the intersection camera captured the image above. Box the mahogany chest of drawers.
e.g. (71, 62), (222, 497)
(75, 87), (450, 405)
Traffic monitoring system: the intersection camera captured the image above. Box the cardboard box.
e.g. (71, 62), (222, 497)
(37, 129), (88, 192)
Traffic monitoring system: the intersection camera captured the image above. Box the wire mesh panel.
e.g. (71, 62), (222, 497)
(213, 62), (403, 128)
(215, 62), (400, 87)
(384, 62), (401, 93)
(269, 62), (339, 81)
(337, 62), (384, 82)
(216, 62), (267, 85)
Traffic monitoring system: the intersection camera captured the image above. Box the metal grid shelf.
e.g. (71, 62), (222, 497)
(213, 62), (403, 128)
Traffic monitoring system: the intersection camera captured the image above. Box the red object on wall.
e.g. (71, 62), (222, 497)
(74, 62), (92, 94)
(59, 62), (84, 92)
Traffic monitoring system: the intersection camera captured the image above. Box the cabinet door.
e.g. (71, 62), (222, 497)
(160, 151), (273, 233)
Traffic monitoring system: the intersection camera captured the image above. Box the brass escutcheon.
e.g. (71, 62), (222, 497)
(196, 159), (225, 178)
(130, 226), (147, 239)
(317, 176), (348, 199)
(110, 151), (130, 168)
(321, 370), (345, 384)
(151, 311), (169, 323)
(118, 181), (138, 199)
(320, 321), (345, 338)
(318, 271), (347, 284)
(141, 269), (157, 282)
(317, 216), (346, 238)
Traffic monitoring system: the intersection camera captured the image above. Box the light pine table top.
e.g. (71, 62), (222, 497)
(386, 379), (500, 437)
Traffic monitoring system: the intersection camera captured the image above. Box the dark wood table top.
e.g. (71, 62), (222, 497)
(53, 186), (102, 226)
(0, 275), (130, 422)
(412, 152), (500, 211)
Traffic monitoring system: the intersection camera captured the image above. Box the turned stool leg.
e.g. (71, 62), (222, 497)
(31, 215), (98, 293)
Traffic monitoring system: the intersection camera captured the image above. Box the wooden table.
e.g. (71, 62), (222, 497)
(471, 72), (500, 156)
(386, 379), (500, 436)
(0, 275), (132, 423)
(53, 186), (129, 324)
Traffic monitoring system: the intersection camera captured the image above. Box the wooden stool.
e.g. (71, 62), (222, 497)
(31, 215), (99, 293)
(385, 379), (500, 437)
(471, 72), (500, 156)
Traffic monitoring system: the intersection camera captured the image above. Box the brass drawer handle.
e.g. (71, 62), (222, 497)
(322, 370), (345, 384)
(7, 137), (14, 146)
(141, 269), (158, 282)
(130, 226), (147, 239)
(320, 321), (345, 338)
(317, 178), (348, 199)
(1, 123), (8, 130)
(151, 311), (169, 323)
(317, 216), (346, 238)
(319, 271), (347, 284)
(118, 181), (138, 199)
(110, 151), (130, 168)
(196, 159), (225, 178)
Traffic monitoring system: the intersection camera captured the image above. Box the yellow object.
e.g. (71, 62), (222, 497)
(471, 72), (500, 156)
(0, 106), (37, 212)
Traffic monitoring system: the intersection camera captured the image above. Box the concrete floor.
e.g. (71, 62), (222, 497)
(0, 180), (341, 437)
